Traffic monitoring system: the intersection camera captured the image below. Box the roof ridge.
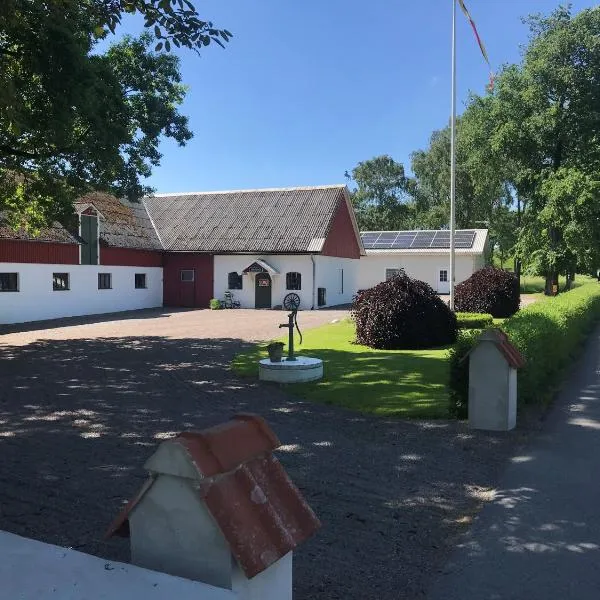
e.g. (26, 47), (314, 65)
(147, 184), (347, 198)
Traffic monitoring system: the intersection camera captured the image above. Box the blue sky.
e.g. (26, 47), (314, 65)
(114, 1), (597, 193)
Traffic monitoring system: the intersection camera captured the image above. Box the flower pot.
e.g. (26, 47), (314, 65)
(267, 342), (285, 362)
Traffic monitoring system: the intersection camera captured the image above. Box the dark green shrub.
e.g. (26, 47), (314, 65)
(448, 282), (600, 418)
(447, 330), (480, 419)
(455, 266), (520, 318)
(456, 312), (494, 329)
(352, 271), (457, 349)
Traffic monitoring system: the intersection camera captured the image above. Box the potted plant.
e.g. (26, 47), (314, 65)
(267, 341), (285, 362)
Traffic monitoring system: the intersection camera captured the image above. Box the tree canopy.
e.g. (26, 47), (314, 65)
(0, 0), (231, 228)
(347, 155), (415, 231)
(348, 4), (600, 288)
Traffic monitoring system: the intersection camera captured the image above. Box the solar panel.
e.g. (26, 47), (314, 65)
(454, 230), (476, 248)
(412, 231), (436, 248)
(391, 232), (417, 249)
(361, 229), (477, 250)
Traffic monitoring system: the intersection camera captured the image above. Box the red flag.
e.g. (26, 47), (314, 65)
(457, 0), (495, 89)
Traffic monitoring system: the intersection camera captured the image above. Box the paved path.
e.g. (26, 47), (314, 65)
(428, 325), (600, 600)
(0, 308), (517, 599)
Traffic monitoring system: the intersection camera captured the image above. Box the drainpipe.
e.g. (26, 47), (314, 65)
(310, 255), (316, 310)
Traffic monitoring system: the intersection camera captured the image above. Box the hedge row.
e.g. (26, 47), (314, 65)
(448, 282), (600, 417)
(456, 312), (494, 330)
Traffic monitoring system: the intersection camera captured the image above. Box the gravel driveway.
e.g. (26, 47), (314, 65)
(0, 308), (518, 599)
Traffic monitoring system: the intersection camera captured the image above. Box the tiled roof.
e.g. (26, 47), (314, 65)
(143, 185), (348, 253)
(467, 329), (526, 369)
(0, 212), (81, 245)
(363, 229), (489, 255)
(75, 192), (162, 251)
(106, 414), (320, 579)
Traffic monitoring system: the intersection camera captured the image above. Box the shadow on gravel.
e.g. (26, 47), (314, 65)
(0, 335), (517, 600)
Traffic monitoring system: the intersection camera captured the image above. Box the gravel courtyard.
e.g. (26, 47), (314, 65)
(0, 308), (518, 599)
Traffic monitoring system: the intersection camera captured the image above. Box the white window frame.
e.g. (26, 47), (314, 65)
(180, 269), (195, 282)
(52, 272), (70, 291)
(134, 273), (147, 289)
(98, 273), (112, 290)
(0, 272), (19, 292)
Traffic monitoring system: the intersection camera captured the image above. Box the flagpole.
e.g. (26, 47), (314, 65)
(449, 0), (457, 312)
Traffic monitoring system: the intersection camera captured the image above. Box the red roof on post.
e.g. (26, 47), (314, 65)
(106, 414), (320, 579)
(468, 328), (525, 369)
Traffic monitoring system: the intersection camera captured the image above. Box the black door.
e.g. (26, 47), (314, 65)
(255, 273), (272, 308)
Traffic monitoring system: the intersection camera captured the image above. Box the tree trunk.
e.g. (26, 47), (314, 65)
(545, 271), (559, 296)
(515, 195), (522, 291)
(565, 272), (573, 291)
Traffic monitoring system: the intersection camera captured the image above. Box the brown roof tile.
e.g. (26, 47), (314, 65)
(143, 185), (348, 253)
(0, 212), (81, 245)
(469, 329), (525, 369)
(494, 329), (526, 369)
(106, 414), (320, 578)
(76, 192), (162, 251)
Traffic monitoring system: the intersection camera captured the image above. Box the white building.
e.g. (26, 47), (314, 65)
(357, 229), (489, 294)
(0, 185), (490, 325)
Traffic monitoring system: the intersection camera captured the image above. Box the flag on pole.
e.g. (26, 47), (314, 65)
(457, 0), (495, 90)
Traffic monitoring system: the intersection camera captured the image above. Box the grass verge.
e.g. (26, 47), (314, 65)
(520, 274), (594, 294)
(232, 319), (450, 418)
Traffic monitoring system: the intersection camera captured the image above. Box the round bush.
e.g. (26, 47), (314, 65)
(454, 266), (519, 318)
(352, 271), (457, 349)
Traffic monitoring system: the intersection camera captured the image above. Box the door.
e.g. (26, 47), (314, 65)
(80, 214), (98, 265)
(255, 272), (272, 308)
(180, 269), (196, 307)
(437, 268), (450, 294)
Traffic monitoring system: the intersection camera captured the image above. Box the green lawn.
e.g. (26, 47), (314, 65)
(520, 274), (594, 294)
(232, 319), (450, 418)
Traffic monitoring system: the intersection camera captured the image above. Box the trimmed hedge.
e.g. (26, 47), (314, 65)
(352, 271), (457, 349)
(448, 329), (480, 419)
(455, 266), (520, 318)
(456, 312), (494, 329)
(448, 282), (600, 417)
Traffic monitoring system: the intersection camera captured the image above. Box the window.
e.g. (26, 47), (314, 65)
(98, 273), (112, 289)
(439, 270), (448, 283)
(0, 273), (18, 292)
(318, 287), (326, 307)
(228, 271), (243, 290)
(180, 269), (195, 282)
(339, 269), (344, 294)
(135, 273), (147, 289)
(53, 273), (70, 291)
(385, 268), (402, 281)
(286, 272), (301, 290)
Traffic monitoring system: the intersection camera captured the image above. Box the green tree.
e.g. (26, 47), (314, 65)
(0, 0), (231, 228)
(410, 118), (510, 233)
(347, 155), (415, 231)
(471, 5), (600, 292)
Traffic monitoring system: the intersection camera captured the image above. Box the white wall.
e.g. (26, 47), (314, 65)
(214, 255), (314, 310)
(314, 256), (359, 307)
(357, 253), (477, 293)
(0, 530), (235, 600)
(0, 263), (162, 324)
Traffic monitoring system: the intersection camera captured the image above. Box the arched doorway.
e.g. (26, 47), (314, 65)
(255, 272), (272, 308)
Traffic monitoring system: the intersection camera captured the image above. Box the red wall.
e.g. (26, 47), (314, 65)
(163, 253), (214, 308)
(101, 247), (163, 267)
(0, 240), (79, 264)
(321, 199), (362, 259)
